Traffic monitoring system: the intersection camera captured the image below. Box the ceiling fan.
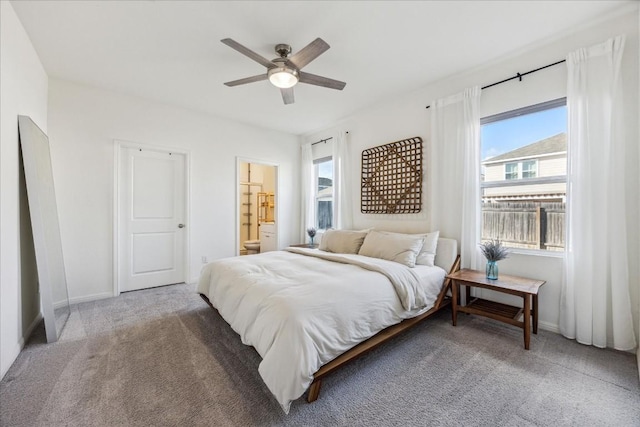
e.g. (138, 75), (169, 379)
(221, 38), (346, 105)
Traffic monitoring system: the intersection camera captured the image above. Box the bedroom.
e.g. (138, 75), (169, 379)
(1, 1), (639, 425)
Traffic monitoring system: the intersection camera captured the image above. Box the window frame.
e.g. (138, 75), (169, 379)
(504, 162), (519, 180)
(313, 156), (333, 231)
(522, 160), (537, 179)
(503, 159), (538, 180)
(480, 97), (567, 255)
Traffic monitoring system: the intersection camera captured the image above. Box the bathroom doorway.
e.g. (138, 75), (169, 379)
(236, 158), (278, 256)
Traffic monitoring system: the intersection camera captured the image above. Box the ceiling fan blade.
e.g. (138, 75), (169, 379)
(280, 87), (295, 105)
(287, 38), (330, 69)
(223, 74), (267, 87)
(221, 38), (276, 69)
(299, 71), (346, 90)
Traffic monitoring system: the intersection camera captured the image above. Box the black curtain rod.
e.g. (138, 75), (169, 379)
(425, 59), (566, 109)
(311, 131), (349, 146)
(312, 137), (333, 146)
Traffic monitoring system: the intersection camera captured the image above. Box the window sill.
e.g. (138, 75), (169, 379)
(506, 248), (565, 259)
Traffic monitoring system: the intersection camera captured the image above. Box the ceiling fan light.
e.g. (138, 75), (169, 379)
(268, 68), (299, 89)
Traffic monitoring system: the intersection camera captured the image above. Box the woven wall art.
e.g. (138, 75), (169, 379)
(361, 136), (423, 214)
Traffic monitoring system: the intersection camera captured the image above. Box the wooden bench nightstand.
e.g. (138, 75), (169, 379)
(289, 243), (319, 249)
(446, 269), (546, 350)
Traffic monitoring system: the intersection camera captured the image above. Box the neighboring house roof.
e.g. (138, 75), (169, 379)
(484, 133), (566, 163)
(317, 177), (333, 199)
(317, 186), (333, 198)
(319, 177), (332, 188)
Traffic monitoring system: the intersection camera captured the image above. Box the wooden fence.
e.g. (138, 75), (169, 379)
(482, 202), (565, 250)
(317, 201), (333, 230)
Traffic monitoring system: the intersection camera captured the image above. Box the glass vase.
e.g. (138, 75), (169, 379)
(309, 236), (314, 246)
(486, 260), (498, 280)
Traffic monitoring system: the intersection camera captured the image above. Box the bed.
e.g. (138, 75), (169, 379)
(197, 230), (459, 413)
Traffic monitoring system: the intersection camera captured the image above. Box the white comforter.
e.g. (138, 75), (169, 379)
(196, 248), (446, 413)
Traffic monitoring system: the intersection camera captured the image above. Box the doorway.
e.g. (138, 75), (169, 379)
(115, 141), (189, 294)
(237, 159), (278, 256)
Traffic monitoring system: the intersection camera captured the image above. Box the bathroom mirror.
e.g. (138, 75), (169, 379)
(18, 115), (70, 343)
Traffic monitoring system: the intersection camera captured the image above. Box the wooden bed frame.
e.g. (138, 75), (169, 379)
(199, 254), (461, 404)
(306, 254), (460, 402)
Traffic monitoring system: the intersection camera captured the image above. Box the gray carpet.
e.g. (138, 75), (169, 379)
(1, 283), (638, 427)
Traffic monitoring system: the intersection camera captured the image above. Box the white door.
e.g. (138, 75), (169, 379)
(119, 147), (186, 292)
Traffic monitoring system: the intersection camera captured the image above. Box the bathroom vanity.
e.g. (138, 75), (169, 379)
(259, 223), (277, 252)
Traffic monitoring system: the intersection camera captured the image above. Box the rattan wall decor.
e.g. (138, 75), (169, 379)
(361, 136), (423, 214)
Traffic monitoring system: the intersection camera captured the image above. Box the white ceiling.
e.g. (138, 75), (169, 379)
(11, 1), (632, 135)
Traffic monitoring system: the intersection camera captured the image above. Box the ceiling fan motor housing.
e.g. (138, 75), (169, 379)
(274, 43), (292, 58)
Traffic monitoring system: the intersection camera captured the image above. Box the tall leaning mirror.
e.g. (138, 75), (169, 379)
(18, 115), (70, 342)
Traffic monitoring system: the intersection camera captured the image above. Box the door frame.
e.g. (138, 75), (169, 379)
(113, 139), (191, 296)
(236, 157), (279, 256)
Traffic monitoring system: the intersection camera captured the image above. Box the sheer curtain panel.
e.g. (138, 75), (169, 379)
(430, 86), (482, 269)
(332, 130), (353, 229)
(560, 36), (637, 351)
(301, 143), (315, 241)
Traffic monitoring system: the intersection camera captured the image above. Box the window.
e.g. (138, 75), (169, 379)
(522, 160), (537, 178)
(481, 98), (567, 252)
(504, 160), (538, 180)
(314, 156), (333, 230)
(505, 163), (519, 180)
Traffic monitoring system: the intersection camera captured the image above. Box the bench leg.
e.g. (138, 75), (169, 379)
(307, 380), (322, 403)
(523, 295), (531, 350)
(533, 294), (538, 334)
(452, 281), (458, 326)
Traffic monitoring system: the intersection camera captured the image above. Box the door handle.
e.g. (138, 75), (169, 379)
(178, 224), (185, 228)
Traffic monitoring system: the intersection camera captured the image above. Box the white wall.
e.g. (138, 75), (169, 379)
(304, 8), (639, 338)
(637, 5), (640, 375)
(0, 1), (49, 379)
(47, 79), (300, 302)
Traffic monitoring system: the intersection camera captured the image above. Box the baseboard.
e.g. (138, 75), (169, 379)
(512, 313), (559, 334)
(54, 299), (68, 309)
(53, 292), (114, 308)
(1, 313), (43, 380)
(22, 313), (43, 344)
(190, 277), (199, 285)
(68, 291), (114, 306)
(537, 320), (560, 334)
(68, 287), (200, 305)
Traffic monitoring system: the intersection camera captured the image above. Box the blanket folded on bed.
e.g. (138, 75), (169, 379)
(284, 247), (426, 311)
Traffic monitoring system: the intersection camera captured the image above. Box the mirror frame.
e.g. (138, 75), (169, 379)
(18, 115), (70, 342)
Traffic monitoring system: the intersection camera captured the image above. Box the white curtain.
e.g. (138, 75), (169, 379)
(560, 36), (636, 351)
(300, 142), (315, 240)
(430, 86), (482, 269)
(332, 130), (353, 229)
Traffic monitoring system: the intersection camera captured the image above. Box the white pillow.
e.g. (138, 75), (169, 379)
(358, 230), (425, 267)
(416, 231), (439, 267)
(371, 230), (440, 266)
(319, 229), (369, 254)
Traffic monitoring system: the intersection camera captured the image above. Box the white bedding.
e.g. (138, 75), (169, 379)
(197, 248), (446, 413)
